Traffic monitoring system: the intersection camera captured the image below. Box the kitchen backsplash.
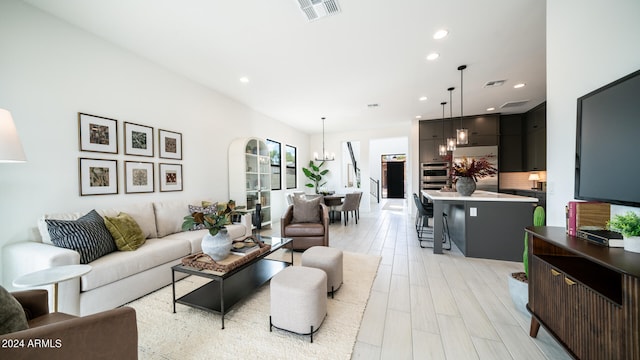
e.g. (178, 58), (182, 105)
(499, 171), (547, 191)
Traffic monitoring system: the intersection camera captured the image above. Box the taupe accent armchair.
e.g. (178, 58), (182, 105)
(0, 289), (138, 360)
(281, 203), (329, 250)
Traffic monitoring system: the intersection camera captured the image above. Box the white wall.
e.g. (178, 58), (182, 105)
(309, 124), (413, 211)
(546, 0), (640, 226)
(0, 0), (309, 284)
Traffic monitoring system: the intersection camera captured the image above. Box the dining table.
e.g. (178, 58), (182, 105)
(323, 195), (345, 223)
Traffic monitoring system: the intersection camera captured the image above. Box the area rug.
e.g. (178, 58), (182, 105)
(126, 251), (381, 360)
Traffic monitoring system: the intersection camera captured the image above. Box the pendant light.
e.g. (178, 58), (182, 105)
(313, 117), (335, 161)
(438, 102), (447, 156)
(446, 87), (456, 151)
(456, 65), (469, 145)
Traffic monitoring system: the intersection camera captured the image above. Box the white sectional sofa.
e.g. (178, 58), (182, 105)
(2, 199), (252, 316)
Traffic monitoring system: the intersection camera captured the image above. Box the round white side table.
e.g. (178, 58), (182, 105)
(12, 264), (92, 312)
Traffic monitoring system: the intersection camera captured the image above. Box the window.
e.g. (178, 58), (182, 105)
(286, 145), (297, 189)
(267, 139), (281, 190)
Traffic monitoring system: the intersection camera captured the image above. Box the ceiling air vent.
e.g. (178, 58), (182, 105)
(483, 80), (506, 88)
(297, 0), (341, 22)
(500, 100), (530, 109)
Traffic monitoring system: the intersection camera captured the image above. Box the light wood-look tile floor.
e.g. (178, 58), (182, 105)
(267, 198), (571, 360)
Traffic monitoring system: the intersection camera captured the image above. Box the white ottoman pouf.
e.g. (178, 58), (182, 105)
(301, 246), (343, 298)
(270, 266), (327, 342)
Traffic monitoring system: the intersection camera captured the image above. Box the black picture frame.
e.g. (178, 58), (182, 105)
(159, 129), (182, 160)
(125, 161), (155, 193)
(79, 158), (118, 196)
(159, 163), (183, 192)
(78, 113), (118, 154)
(124, 122), (154, 157)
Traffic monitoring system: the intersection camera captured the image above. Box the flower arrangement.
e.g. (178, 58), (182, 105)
(181, 200), (245, 236)
(450, 156), (497, 181)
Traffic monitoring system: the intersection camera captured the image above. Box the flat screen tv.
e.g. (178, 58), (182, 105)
(575, 69), (640, 208)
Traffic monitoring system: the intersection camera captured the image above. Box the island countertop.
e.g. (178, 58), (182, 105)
(422, 189), (538, 202)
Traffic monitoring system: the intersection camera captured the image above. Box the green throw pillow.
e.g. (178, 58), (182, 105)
(0, 285), (28, 335)
(104, 212), (146, 251)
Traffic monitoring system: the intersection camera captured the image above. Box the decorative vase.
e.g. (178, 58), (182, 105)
(623, 236), (640, 253)
(201, 229), (232, 261)
(456, 177), (476, 196)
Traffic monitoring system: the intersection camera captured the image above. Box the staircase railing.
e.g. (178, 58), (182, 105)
(370, 177), (380, 203)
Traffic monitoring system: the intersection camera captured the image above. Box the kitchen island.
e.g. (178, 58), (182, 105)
(421, 190), (538, 261)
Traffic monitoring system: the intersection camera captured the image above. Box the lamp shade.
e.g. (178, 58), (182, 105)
(528, 173), (540, 181)
(0, 109), (27, 162)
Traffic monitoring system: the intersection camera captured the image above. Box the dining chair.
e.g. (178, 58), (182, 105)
(335, 193), (360, 225)
(354, 192), (363, 220)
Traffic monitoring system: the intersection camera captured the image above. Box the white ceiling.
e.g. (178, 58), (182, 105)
(22, 0), (546, 135)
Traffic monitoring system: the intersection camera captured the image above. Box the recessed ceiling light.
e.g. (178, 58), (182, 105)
(487, 107), (495, 111)
(514, 83), (526, 89)
(419, 96), (428, 101)
(426, 53), (439, 61)
(415, 115), (422, 119)
(239, 76), (249, 83)
(433, 29), (449, 40)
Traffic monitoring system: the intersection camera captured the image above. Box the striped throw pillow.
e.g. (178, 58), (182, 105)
(46, 210), (117, 264)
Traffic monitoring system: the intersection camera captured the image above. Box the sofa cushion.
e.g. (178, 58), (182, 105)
(162, 229), (209, 254)
(0, 285), (28, 335)
(46, 210), (117, 264)
(39, 203), (158, 243)
(153, 200), (190, 237)
(292, 196), (322, 223)
(80, 238), (191, 292)
(283, 223), (325, 237)
(38, 212), (83, 244)
(98, 203), (158, 239)
(104, 213), (146, 251)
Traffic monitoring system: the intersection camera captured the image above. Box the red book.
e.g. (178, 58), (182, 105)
(567, 201), (577, 236)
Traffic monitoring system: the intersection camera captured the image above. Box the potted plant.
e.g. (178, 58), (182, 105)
(607, 211), (640, 253)
(182, 201), (244, 260)
(302, 160), (329, 194)
(509, 206), (545, 314)
(450, 156), (497, 196)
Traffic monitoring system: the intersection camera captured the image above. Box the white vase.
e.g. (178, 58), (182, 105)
(507, 273), (528, 315)
(201, 229), (232, 261)
(623, 236), (640, 253)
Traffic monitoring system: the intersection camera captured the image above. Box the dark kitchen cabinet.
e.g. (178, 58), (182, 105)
(419, 119), (452, 140)
(500, 114), (525, 172)
(419, 139), (446, 163)
(460, 115), (499, 146)
(525, 103), (546, 171)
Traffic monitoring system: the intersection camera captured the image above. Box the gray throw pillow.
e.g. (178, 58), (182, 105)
(46, 209), (117, 264)
(292, 196), (322, 223)
(188, 203), (217, 230)
(0, 285), (28, 335)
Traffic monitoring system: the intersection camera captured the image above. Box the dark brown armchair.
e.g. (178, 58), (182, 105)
(0, 289), (138, 360)
(281, 203), (329, 250)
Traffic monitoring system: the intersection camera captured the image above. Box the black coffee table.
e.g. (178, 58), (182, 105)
(171, 235), (293, 329)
